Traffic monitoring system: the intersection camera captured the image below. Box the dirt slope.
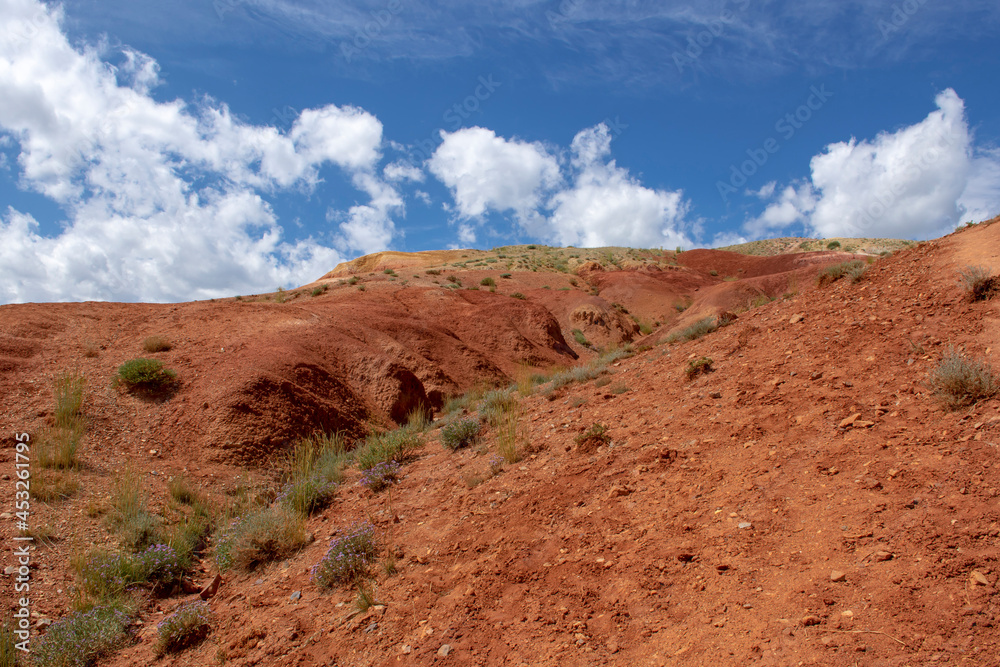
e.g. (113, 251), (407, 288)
(2, 222), (999, 666)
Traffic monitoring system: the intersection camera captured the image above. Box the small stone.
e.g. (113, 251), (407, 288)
(801, 615), (821, 627)
(401, 645), (412, 654)
(970, 570), (991, 586)
(364, 622), (378, 634)
(290, 591), (302, 601)
(35, 618), (52, 630)
(438, 644), (452, 657)
(607, 639), (619, 654)
(254, 578), (264, 586)
(790, 313), (805, 324)
(872, 551), (893, 562)
(200, 573), (222, 600)
(737, 522), (752, 529)
(4, 566), (16, 575)
(0, 513), (12, 519)
(839, 414), (861, 429)
(830, 571), (847, 583)
(709, 391), (722, 399)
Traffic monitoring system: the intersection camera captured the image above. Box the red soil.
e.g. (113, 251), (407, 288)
(2, 221), (1000, 666)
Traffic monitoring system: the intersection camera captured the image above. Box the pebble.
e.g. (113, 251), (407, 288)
(438, 644), (452, 657)
(737, 522), (752, 529)
(401, 645), (412, 654)
(970, 570), (991, 586)
(254, 579), (264, 586)
(830, 571), (847, 583)
(801, 615), (821, 627)
(364, 622), (378, 634)
(290, 591), (301, 601)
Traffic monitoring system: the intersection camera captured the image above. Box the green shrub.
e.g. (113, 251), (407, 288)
(311, 522), (378, 588)
(383, 268), (396, 275)
(685, 357), (714, 380)
(53, 371), (85, 429)
(571, 329), (591, 347)
(480, 277), (495, 287)
(958, 265), (997, 301)
(311, 284), (328, 297)
(500, 273), (512, 279)
(666, 317), (718, 344)
(358, 461), (400, 493)
(929, 349), (998, 410)
(348, 276), (360, 285)
(827, 240), (841, 249)
(77, 544), (184, 599)
(115, 358), (177, 394)
(817, 260), (866, 286)
(214, 508), (308, 572)
(446, 275), (461, 285)
(142, 336), (171, 353)
(425, 269), (441, 275)
(355, 428), (421, 471)
(510, 292), (526, 300)
(277, 434), (346, 516)
(155, 601), (212, 656)
(574, 423), (611, 451)
(31, 603), (135, 667)
(441, 417), (480, 450)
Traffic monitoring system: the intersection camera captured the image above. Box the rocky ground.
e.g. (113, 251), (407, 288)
(1, 223), (999, 666)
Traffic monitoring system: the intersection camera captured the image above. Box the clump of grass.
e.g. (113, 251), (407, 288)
(214, 507), (308, 572)
(441, 417), (481, 450)
(608, 383), (630, 395)
(107, 467), (161, 551)
(959, 265), (997, 301)
(480, 277), (496, 287)
(1, 621), (16, 666)
(37, 426), (82, 471)
(383, 268), (396, 276)
(31, 469), (80, 503)
(358, 461), (400, 493)
(311, 284), (329, 297)
(827, 240), (841, 249)
(571, 329), (592, 347)
(685, 356), (714, 380)
(929, 348), (998, 410)
(425, 269), (441, 275)
(348, 276), (360, 285)
(276, 433), (346, 516)
(115, 358), (177, 395)
(666, 317), (718, 344)
(479, 389), (519, 427)
(817, 260), (867, 286)
(355, 428), (421, 471)
(31, 602), (135, 667)
(53, 371), (85, 428)
(311, 522), (379, 588)
(446, 275), (461, 285)
(155, 601), (212, 656)
(168, 476), (199, 506)
(510, 292), (526, 300)
(142, 336), (172, 353)
(405, 407), (431, 432)
(493, 400), (523, 463)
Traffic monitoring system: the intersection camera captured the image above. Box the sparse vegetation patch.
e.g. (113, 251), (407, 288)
(115, 358), (177, 395)
(312, 522), (379, 588)
(31, 603), (135, 667)
(442, 417), (481, 450)
(929, 348), (998, 410)
(959, 265), (997, 301)
(666, 317), (718, 344)
(685, 357), (715, 380)
(155, 601), (212, 656)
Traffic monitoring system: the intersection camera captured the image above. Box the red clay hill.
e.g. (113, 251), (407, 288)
(2, 224), (999, 666)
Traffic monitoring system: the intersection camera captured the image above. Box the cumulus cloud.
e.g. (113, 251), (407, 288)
(747, 89), (1000, 240)
(427, 127), (561, 225)
(0, 0), (399, 303)
(428, 123), (693, 248)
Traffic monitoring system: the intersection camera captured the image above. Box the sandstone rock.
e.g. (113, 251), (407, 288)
(830, 571), (847, 583)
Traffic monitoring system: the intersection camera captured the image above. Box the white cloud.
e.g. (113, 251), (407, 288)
(383, 161), (425, 183)
(545, 124), (692, 249)
(427, 127), (561, 224)
(747, 89), (1000, 240)
(427, 123), (694, 249)
(0, 0), (399, 302)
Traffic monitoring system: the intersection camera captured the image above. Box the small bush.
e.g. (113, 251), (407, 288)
(574, 423), (611, 453)
(77, 544), (184, 599)
(142, 336), (172, 353)
(31, 603), (134, 667)
(510, 292), (526, 300)
(929, 349), (998, 410)
(115, 358), (177, 394)
(446, 275), (461, 285)
(827, 240), (841, 249)
(359, 461), (400, 493)
(155, 601), (212, 656)
(383, 268), (396, 275)
(441, 417), (481, 450)
(277, 434), (346, 516)
(817, 260), (866, 286)
(312, 523), (379, 588)
(639, 321), (654, 335)
(480, 277), (496, 287)
(666, 317), (718, 344)
(214, 508), (308, 572)
(425, 269), (441, 275)
(571, 329), (591, 347)
(311, 284), (328, 297)
(959, 265), (997, 301)
(348, 276), (360, 285)
(685, 356), (714, 380)
(108, 467), (162, 551)
(355, 428), (421, 471)
(53, 372), (85, 428)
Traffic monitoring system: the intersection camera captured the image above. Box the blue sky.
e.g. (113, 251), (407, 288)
(2, 0), (1000, 302)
